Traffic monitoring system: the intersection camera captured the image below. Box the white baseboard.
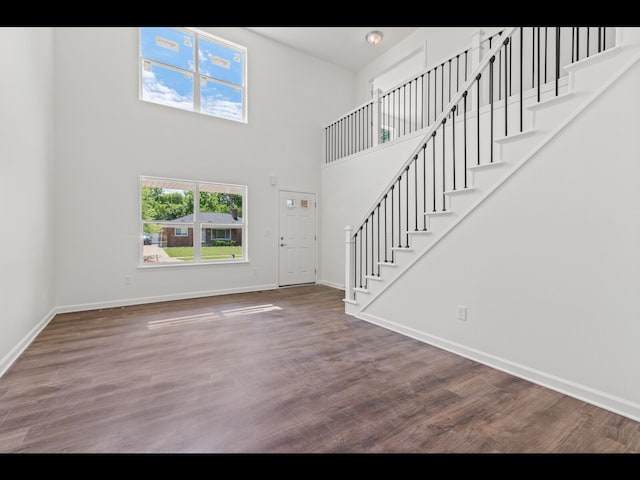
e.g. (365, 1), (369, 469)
(0, 307), (57, 379)
(357, 311), (640, 423)
(56, 284), (279, 314)
(317, 279), (345, 291)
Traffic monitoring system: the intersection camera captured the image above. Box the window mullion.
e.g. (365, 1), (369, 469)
(194, 34), (200, 114)
(194, 183), (201, 262)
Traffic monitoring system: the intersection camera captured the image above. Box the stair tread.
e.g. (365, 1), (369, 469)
(468, 160), (505, 170)
(391, 247), (413, 251)
(564, 46), (623, 73)
(378, 261), (397, 267)
(407, 230), (431, 234)
(425, 211), (454, 216)
(494, 130), (537, 144)
(527, 92), (575, 111)
(444, 187), (475, 195)
(353, 287), (370, 294)
(365, 275), (383, 281)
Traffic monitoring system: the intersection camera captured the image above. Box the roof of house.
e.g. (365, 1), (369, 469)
(171, 212), (242, 225)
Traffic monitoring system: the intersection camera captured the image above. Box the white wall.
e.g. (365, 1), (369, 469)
(372, 49), (424, 93)
(53, 27), (354, 309)
(355, 27), (500, 104)
(0, 28), (55, 370)
(362, 58), (640, 419)
(319, 132), (425, 288)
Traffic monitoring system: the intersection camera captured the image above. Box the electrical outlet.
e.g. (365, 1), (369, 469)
(457, 305), (467, 321)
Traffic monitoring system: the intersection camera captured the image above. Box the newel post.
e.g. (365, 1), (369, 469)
(372, 89), (382, 147)
(469, 29), (485, 111)
(321, 125), (327, 164)
(471, 29), (485, 72)
(344, 225), (353, 301)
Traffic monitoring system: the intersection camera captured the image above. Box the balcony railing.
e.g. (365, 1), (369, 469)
(324, 27), (610, 165)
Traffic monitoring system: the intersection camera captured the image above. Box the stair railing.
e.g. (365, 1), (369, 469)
(345, 27), (613, 302)
(324, 41), (480, 164)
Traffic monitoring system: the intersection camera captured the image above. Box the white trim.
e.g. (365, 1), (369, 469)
(56, 284), (279, 314)
(356, 311), (640, 423)
(318, 279), (344, 290)
(137, 259), (249, 269)
(0, 308), (57, 379)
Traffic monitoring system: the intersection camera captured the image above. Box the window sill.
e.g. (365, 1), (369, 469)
(138, 259), (250, 270)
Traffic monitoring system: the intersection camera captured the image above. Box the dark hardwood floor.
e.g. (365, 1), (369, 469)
(0, 284), (638, 453)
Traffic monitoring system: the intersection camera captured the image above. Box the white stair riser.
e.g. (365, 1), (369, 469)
(530, 93), (586, 132)
(425, 213), (456, 232)
(406, 232), (433, 250)
(362, 279), (384, 295)
(467, 164), (508, 190)
(568, 47), (627, 93)
(497, 131), (547, 165)
(445, 189), (484, 213)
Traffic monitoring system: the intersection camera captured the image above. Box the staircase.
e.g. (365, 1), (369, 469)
(344, 27), (640, 317)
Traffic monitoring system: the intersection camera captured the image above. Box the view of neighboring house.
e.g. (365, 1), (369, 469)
(162, 210), (242, 247)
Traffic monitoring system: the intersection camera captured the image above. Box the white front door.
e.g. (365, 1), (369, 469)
(278, 190), (316, 286)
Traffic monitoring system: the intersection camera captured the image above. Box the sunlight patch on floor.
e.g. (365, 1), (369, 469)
(147, 304), (282, 329)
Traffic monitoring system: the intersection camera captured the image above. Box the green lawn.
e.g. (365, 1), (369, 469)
(164, 246), (243, 261)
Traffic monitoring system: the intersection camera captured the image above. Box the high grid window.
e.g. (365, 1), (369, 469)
(140, 176), (247, 265)
(139, 27), (247, 123)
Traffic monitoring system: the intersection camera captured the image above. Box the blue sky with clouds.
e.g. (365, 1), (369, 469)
(140, 27), (243, 121)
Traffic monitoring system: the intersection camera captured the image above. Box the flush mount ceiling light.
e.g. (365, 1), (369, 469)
(365, 30), (383, 46)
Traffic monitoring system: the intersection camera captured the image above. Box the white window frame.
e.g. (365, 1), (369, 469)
(175, 227), (189, 237)
(139, 27), (248, 123)
(140, 176), (248, 267)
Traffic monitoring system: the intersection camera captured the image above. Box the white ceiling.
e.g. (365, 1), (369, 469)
(246, 27), (419, 72)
